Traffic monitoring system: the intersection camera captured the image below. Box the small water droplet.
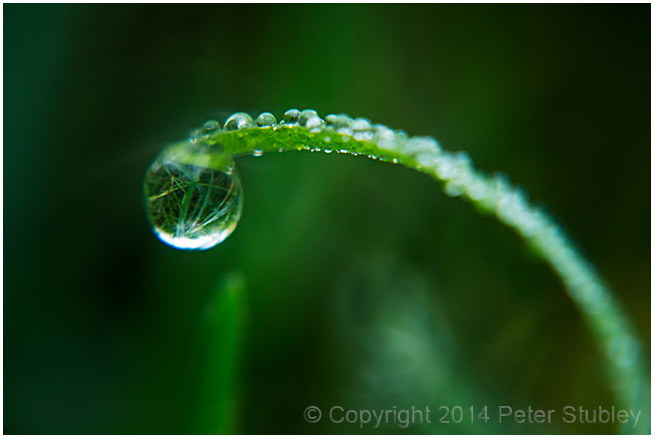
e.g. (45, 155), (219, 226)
(337, 127), (353, 136)
(392, 158), (399, 164)
(188, 128), (201, 144)
(404, 137), (439, 156)
(256, 112), (277, 127)
(224, 112), (254, 131)
(351, 118), (371, 131)
(144, 144), (242, 250)
(252, 149), (263, 157)
(299, 109), (318, 125)
(190, 120), (220, 141)
(202, 120), (220, 132)
(444, 181), (464, 197)
(353, 131), (373, 141)
(325, 114), (353, 129)
(306, 116), (324, 130)
(283, 108), (301, 124)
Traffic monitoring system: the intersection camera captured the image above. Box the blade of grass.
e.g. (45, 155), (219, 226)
(206, 111), (649, 433)
(192, 272), (248, 434)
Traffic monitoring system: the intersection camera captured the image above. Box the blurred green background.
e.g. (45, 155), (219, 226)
(4, 4), (650, 434)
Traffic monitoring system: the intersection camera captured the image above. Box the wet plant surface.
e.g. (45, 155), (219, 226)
(4, 4), (650, 434)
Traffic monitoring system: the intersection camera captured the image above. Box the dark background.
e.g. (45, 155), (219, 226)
(4, 4), (650, 434)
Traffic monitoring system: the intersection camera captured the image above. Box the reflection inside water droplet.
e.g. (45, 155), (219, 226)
(283, 108), (300, 124)
(224, 112), (254, 131)
(144, 143), (242, 250)
(256, 112), (277, 127)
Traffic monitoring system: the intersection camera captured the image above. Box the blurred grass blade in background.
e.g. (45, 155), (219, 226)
(192, 272), (248, 434)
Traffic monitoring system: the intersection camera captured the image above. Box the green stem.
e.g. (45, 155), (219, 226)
(193, 272), (247, 434)
(187, 110), (649, 433)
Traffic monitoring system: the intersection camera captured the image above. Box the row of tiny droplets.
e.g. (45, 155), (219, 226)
(256, 111), (619, 347)
(190, 109), (545, 238)
(184, 108), (639, 380)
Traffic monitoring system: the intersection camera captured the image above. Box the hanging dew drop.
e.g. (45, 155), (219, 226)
(252, 149), (263, 157)
(144, 142), (243, 250)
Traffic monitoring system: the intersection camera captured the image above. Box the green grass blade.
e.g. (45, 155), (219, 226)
(192, 272), (248, 434)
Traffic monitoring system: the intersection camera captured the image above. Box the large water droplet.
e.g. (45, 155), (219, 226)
(144, 143), (242, 250)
